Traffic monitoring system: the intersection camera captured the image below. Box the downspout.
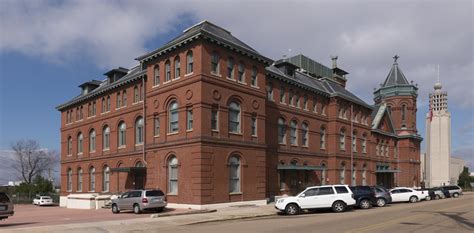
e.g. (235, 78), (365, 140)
(142, 73), (147, 165)
(350, 104), (354, 186)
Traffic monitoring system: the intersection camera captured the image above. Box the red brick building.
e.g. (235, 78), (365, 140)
(57, 21), (422, 207)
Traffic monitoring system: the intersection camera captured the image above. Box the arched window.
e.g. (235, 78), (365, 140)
(67, 168), (72, 191)
(302, 123), (309, 147)
(77, 133), (83, 154)
(237, 62), (245, 82)
(290, 120), (298, 145)
(280, 86), (286, 103)
(320, 127), (326, 149)
(227, 57), (235, 79)
(174, 56), (180, 79)
(67, 136), (72, 155)
(313, 98), (318, 113)
(267, 83), (273, 101)
(251, 66), (257, 86)
(106, 96), (111, 111)
(89, 130), (96, 152)
(186, 51), (193, 74)
(229, 156), (241, 193)
(352, 164), (357, 186)
(153, 65), (160, 86)
(116, 92), (121, 108)
(103, 166), (110, 192)
(340, 163), (346, 184)
(168, 101), (179, 133)
(278, 118), (286, 144)
(103, 126), (110, 150)
(133, 85), (139, 103)
(135, 117), (144, 145)
(168, 156), (178, 194)
(401, 104), (407, 121)
(122, 90), (127, 106)
(339, 129), (346, 151)
(211, 52), (219, 74)
(295, 95), (300, 108)
(101, 97), (105, 113)
(352, 131), (357, 152)
(362, 134), (367, 153)
(118, 122), (126, 147)
(228, 101), (241, 133)
(303, 95), (308, 110)
(136, 161), (144, 167)
(165, 60), (171, 82)
(289, 91), (294, 106)
(89, 167), (96, 192)
(77, 168), (83, 192)
(321, 163), (327, 185)
(154, 116), (160, 137)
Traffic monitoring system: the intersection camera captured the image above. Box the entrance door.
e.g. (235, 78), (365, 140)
(134, 172), (145, 189)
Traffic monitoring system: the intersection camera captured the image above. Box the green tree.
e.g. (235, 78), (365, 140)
(458, 166), (471, 189)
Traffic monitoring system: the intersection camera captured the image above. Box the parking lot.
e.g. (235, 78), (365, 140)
(0, 204), (178, 229)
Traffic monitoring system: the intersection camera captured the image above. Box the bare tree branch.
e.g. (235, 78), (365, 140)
(10, 140), (58, 184)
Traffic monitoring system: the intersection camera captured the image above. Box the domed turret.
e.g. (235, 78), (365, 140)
(434, 82), (442, 90)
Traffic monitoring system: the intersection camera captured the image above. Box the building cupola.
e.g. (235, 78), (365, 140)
(274, 58), (298, 77)
(78, 80), (102, 95)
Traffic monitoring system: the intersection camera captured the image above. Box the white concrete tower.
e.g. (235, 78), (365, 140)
(424, 66), (451, 187)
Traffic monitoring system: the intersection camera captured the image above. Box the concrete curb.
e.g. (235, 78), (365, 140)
(184, 212), (276, 225)
(150, 209), (217, 218)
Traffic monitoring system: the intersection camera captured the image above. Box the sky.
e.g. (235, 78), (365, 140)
(0, 0), (473, 182)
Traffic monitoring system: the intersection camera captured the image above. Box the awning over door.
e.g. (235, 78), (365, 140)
(277, 165), (326, 171)
(375, 169), (400, 173)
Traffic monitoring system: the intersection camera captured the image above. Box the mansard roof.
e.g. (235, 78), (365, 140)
(266, 65), (372, 109)
(136, 20), (272, 65)
(56, 66), (146, 111)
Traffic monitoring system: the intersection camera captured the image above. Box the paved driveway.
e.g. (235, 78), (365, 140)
(0, 204), (159, 229)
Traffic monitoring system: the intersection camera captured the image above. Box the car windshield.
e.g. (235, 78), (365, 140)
(146, 190), (164, 196)
(0, 193), (10, 202)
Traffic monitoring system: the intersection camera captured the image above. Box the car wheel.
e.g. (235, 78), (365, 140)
(111, 204), (120, 214)
(285, 203), (299, 215)
(409, 196), (418, 203)
(425, 196), (431, 201)
(133, 204), (142, 214)
(453, 193), (459, 198)
(435, 195), (440, 200)
(376, 198), (386, 207)
(332, 201), (346, 213)
(360, 199), (371, 209)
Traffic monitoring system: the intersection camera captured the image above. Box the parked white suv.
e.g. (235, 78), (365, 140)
(275, 185), (356, 215)
(389, 187), (428, 203)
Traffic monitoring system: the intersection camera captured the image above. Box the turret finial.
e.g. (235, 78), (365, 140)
(393, 54), (399, 63)
(331, 55), (338, 68)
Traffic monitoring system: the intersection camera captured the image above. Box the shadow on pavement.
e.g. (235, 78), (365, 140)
(413, 210), (474, 230)
(0, 222), (39, 228)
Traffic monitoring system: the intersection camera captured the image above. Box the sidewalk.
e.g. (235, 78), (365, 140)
(2, 204), (278, 233)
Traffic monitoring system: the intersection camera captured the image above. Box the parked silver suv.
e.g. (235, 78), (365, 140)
(439, 185), (463, 198)
(0, 192), (14, 220)
(111, 189), (167, 214)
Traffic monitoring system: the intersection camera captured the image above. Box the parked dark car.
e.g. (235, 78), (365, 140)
(0, 192), (14, 220)
(349, 186), (377, 209)
(372, 186), (392, 207)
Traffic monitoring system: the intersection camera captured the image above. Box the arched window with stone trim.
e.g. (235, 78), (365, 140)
(340, 163), (346, 184)
(89, 167), (96, 192)
(67, 136), (72, 155)
(186, 50), (193, 74)
(339, 128), (346, 151)
(402, 104), (407, 121)
(165, 60), (171, 81)
(67, 168), (72, 191)
(229, 155), (241, 193)
(174, 56), (181, 79)
(77, 132), (83, 155)
(103, 126), (110, 150)
(211, 52), (219, 74)
(168, 156), (178, 194)
(89, 129), (96, 153)
(103, 166), (110, 192)
(290, 120), (298, 145)
(153, 65), (160, 86)
(77, 168), (83, 192)
(362, 134), (367, 154)
(168, 101), (179, 133)
(321, 163), (327, 185)
(301, 122), (309, 147)
(278, 118), (286, 144)
(320, 127), (326, 149)
(135, 117), (144, 145)
(362, 165), (367, 186)
(228, 101), (241, 133)
(352, 130), (357, 152)
(118, 122), (126, 147)
(352, 164), (357, 186)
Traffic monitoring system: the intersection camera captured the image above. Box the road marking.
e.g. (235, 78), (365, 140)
(345, 202), (474, 233)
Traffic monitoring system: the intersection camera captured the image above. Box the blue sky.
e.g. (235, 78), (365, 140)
(0, 0), (472, 178)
